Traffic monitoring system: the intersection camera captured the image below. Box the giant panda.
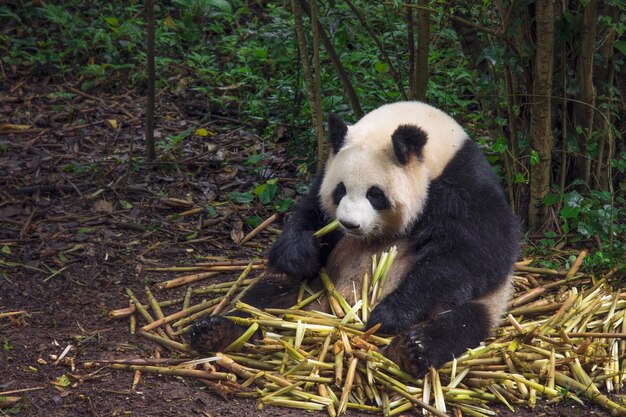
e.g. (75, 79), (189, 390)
(190, 101), (519, 377)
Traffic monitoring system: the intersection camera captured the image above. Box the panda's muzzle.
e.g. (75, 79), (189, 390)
(339, 219), (360, 230)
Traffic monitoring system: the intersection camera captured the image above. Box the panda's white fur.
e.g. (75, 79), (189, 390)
(319, 102), (467, 238)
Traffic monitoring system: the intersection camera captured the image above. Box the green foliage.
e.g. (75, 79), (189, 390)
(542, 190), (626, 270)
(62, 162), (99, 174)
(3, 338), (13, 351)
(158, 128), (194, 154)
(4, 0), (624, 270)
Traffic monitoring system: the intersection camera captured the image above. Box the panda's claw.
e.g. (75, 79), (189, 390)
(409, 336), (427, 353)
(382, 326), (432, 377)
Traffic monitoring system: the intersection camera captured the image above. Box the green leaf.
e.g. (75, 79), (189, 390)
(77, 227), (96, 234)
(228, 192), (254, 204)
(544, 193), (560, 206)
(104, 17), (119, 26)
(245, 154), (265, 165)
(563, 191), (583, 207)
(513, 172), (527, 184)
(275, 198), (294, 213)
(374, 61), (389, 73)
(255, 179), (278, 205)
(80, 79), (97, 91)
(1, 245), (11, 255)
(120, 200), (133, 209)
(246, 215), (262, 228)
(560, 206), (580, 220)
(54, 375), (71, 387)
(492, 137), (508, 154)
(615, 40), (626, 55)
(577, 222), (593, 237)
(205, 205), (218, 217)
(3, 338), (13, 351)
(530, 150), (539, 166)
(208, 0), (232, 13)
(168, 128), (193, 146)
(494, 116), (507, 127)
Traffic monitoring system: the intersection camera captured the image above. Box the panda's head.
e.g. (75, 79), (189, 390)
(319, 102), (467, 239)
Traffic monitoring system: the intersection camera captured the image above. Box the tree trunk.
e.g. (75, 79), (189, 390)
(298, 0), (363, 118)
(528, 0), (555, 231)
(291, 0), (322, 172)
(414, 1), (430, 101)
(593, 3), (616, 191)
(406, 3), (416, 99)
(571, 0), (598, 186)
(310, 0), (325, 173)
(145, 0), (156, 161)
(450, 5), (490, 75)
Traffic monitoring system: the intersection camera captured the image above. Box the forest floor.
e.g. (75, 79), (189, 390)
(0, 80), (615, 417)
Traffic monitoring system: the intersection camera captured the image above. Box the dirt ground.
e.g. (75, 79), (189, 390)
(0, 81), (615, 417)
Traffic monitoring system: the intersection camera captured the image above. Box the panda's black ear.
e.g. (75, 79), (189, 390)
(392, 125), (428, 165)
(328, 113), (348, 154)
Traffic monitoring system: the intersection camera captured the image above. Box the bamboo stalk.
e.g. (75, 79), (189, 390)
(0, 386), (45, 396)
(145, 286), (176, 338)
(154, 272), (220, 290)
(566, 250), (588, 277)
(313, 220), (340, 238)
(338, 357), (358, 414)
(0, 310), (27, 319)
(141, 298), (220, 332)
(113, 249), (626, 417)
(240, 214), (278, 244)
(137, 330), (194, 354)
(212, 263), (254, 316)
(108, 363), (234, 381)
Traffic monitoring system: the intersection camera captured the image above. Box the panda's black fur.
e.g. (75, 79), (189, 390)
(190, 102), (519, 377)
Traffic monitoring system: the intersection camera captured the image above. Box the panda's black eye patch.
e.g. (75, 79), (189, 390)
(332, 182), (347, 205)
(367, 186), (390, 210)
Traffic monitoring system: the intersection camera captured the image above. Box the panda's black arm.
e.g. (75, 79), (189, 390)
(268, 174), (342, 280)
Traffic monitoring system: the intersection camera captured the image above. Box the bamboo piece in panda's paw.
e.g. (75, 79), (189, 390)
(313, 219), (340, 238)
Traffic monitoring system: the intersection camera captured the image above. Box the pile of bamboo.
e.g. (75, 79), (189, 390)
(98, 245), (626, 416)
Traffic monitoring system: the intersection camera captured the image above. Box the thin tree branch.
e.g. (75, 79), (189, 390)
(390, 2), (522, 58)
(290, 0), (318, 164)
(310, 0), (325, 173)
(414, 0), (429, 101)
(406, 2), (416, 99)
(145, 0), (156, 161)
(298, 0), (363, 118)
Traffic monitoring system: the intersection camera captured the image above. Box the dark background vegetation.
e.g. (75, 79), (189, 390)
(2, 0), (623, 271)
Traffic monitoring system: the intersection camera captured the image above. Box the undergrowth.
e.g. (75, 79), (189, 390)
(1, 0), (623, 272)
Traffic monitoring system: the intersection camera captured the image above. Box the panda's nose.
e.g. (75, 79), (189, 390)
(340, 220), (360, 230)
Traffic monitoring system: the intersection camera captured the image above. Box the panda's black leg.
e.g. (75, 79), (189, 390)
(189, 272), (300, 354)
(383, 302), (492, 377)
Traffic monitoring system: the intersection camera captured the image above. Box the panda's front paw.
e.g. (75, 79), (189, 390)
(188, 316), (247, 354)
(383, 326), (433, 377)
(366, 299), (425, 334)
(269, 230), (320, 279)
